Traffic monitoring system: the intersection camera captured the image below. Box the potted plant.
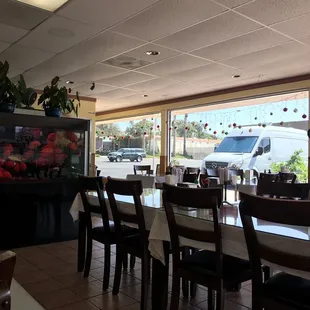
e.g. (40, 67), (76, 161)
(0, 61), (20, 113)
(38, 76), (80, 117)
(16, 75), (37, 109)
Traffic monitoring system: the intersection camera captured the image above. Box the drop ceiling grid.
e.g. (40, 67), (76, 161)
(1, 0), (310, 111)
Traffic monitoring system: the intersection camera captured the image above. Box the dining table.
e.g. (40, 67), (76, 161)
(70, 187), (310, 310)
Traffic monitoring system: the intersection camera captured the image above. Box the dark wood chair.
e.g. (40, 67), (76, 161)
(257, 180), (310, 199)
(163, 184), (252, 310)
(229, 168), (244, 184)
(0, 251), (16, 310)
(276, 172), (297, 183)
(239, 192), (310, 310)
(259, 172), (278, 182)
(78, 176), (137, 290)
(106, 177), (150, 310)
(183, 167), (200, 183)
(133, 165), (152, 176)
(199, 174), (220, 187)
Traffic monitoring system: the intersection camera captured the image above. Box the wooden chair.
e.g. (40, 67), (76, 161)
(163, 184), (252, 310)
(259, 172), (278, 182)
(229, 168), (244, 184)
(183, 167), (200, 183)
(133, 165), (152, 176)
(79, 176), (137, 290)
(239, 192), (310, 310)
(0, 251), (16, 310)
(276, 172), (297, 183)
(106, 177), (150, 310)
(257, 180), (309, 199)
(199, 174), (220, 187)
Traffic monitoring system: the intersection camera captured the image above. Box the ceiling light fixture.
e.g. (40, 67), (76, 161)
(146, 51), (160, 56)
(232, 74), (241, 79)
(16, 0), (69, 12)
(66, 80), (74, 84)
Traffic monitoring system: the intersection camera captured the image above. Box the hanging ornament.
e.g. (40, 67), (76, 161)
(220, 122), (222, 125)
(128, 136), (131, 139)
(228, 124), (231, 128)
(225, 132), (228, 135)
(249, 128), (252, 133)
(103, 136), (105, 139)
(101, 131), (104, 135)
(254, 117), (257, 120)
(280, 121), (284, 126)
(185, 127), (189, 131)
(258, 123), (262, 127)
(121, 136), (124, 140)
(96, 131), (99, 135)
(174, 126), (177, 130)
(302, 114), (307, 119)
(151, 118), (154, 121)
(68, 88), (72, 94)
(136, 132), (138, 136)
(238, 125), (242, 129)
(113, 135), (116, 138)
(107, 135), (110, 138)
(204, 123), (208, 128)
(293, 108), (298, 113)
(262, 124), (266, 128)
(233, 123), (237, 128)
(169, 127), (172, 131)
(199, 120), (202, 123)
(283, 107), (288, 112)
(209, 128), (212, 131)
(141, 126), (144, 129)
(157, 125), (160, 129)
(213, 131), (217, 135)
(270, 112), (273, 116)
(143, 132), (147, 135)
(221, 130), (225, 134)
(150, 127), (153, 130)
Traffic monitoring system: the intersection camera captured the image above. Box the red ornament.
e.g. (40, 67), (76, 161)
(128, 136), (130, 139)
(113, 135), (116, 138)
(302, 114), (307, 119)
(136, 132), (138, 136)
(121, 136), (124, 140)
(101, 131), (104, 135)
(157, 125), (160, 129)
(169, 127), (172, 131)
(107, 135), (110, 138)
(283, 107), (288, 112)
(68, 88), (72, 94)
(213, 131), (217, 135)
(143, 132), (147, 135)
(233, 123), (237, 128)
(204, 123), (208, 127)
(185, 127), (189, 131)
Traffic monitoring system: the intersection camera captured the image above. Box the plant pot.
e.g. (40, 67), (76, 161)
(0, 102), (16, 113)
(45, 108), (62, 117)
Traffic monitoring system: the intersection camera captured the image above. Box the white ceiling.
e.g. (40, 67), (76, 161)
(2, 0), (310, 112)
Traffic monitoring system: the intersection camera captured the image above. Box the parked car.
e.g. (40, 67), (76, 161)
(201, 125), (308, 173)
(107, 148), (146, 162)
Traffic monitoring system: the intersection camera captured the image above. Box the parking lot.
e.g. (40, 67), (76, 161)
(95, 156), (202, 178)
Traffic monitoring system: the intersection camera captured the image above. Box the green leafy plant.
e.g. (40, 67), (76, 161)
(0, 61), (20, 106)
(271, 149), (308, 182)
(16, 74), (37, 108)
(38, 76), (80, 116)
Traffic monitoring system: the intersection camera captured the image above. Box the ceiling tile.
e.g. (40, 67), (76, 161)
(127, 78), (175, 92)
(0, 23), (28, 43)
(0, 44), (54, 70)
(62, 64), (128, 83)
(73, 83), (116, 96)
(97, 71), (154, 87)
(137, 54), (210, 76)
(7, 67), (25, 79)
(214, 0), (252, 8)
(0, 41), (9, 53)
(57, 0), (160, 29)
(271, 13), (310, 39)
(124, 43), (180, 62)
(155, 11), (262, 52)
(191, 28), (289, 61)
(300, 36), (310, 46)
(102, 55), (152, 70)
(18, 15), (102, 53)
(236, 0), (310, 26)
(0, 0), (51, 30)
(111, 0), (227, 41)
(97, 88), (138, 99)
(221, 41), (310, 69)
(166, 63), (235, 82)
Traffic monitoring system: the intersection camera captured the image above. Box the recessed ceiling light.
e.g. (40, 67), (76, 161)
(232, 74), (241, 79)
(66, 80), (74, 84)
(48, 28), (75, 38)
(142, 94), (148, 97)
(16, 0), (69, 12)
(146, 51), (160, 56)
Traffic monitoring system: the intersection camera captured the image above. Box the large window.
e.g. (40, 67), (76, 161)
(169, 91), (309, 182)
(95, 114), (161, 179)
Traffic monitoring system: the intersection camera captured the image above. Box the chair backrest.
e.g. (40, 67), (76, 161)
(162, 184), (223, 276)
(239, 193), (310, 284)
(183, 167), (200, 183)
(105, 177), (147, 244)
(185, 167), (200, 175)
(276, 172), (297, 183)
(206, 168), (219, 177)
(133, 165), (152, 176)
(229, 168), (244, 183)
(78, 176), (111, 234)
(259, 172), (278, 182)
(126, 174), (155, 188)
(0, 251), (16, 288)
(257, 180), (309, 199)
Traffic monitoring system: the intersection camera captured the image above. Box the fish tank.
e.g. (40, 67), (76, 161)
(0, 113), (90, 179)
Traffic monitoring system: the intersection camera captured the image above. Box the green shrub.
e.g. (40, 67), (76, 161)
(270, 149), (308, 183)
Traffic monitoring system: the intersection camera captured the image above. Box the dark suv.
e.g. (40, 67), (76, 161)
(107, 148), (146, 162)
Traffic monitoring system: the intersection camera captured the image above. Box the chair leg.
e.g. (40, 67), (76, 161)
(170, 270), (180, 310)
(113, 246), (123, 295)
(130, 255), (136, 269)
(190, 282), (197, 298)
(263, 265), (270, 281)
(123, 253), (128, 269)
(102, 244), (111, 291)
(181, 248), (189, 298)
(83, 234), (92, 278)
(216, 289), (224, 310)
(208, 289), (213, 310)
(140, 254), (150, 310)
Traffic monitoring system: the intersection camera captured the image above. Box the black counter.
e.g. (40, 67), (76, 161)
(0, 179), (79, 249)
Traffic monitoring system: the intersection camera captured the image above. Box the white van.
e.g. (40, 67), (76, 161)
(201, 125), (308, 173)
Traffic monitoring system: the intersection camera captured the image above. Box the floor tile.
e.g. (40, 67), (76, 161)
(42, 262), (77, 277)
(109, 273), (141, 289)
(23, 278), (65, 296)
(71, 280), (111, 298)
(14, 269), (50, 285)
(54, 300), (100, 310)
(88, 292), (137, 310)
(35, 288), (83, 310)
(53, 273), (97, 288)
(195, 299), (249, 310)
(226, 289), (252, 309)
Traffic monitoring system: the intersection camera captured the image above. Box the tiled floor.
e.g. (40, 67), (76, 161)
(12, 240), (252, 310)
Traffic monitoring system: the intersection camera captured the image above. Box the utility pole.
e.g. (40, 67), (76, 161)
(183, 113), (188, 157)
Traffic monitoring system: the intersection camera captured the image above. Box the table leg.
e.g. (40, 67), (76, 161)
(152, 241), (169, 310)
(77, 211), (86, 272)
